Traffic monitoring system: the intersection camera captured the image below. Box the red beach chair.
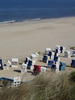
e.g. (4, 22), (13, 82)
(33, 65), (41, 75)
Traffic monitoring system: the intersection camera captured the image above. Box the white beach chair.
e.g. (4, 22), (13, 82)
(24, 56), (36, 72)
(13, 76), (21, 86)
(21, 63), (27, 73)
(51, 52), (55, 60)
(63, 47), (66, 53)
(56, 45), (60, 50)
(64, 50), (71, 58)
(41, 67), (47, 72)
(11, 58), (19, 68)
(3, 64), (9, 70)
(30, 53), (37, 61)
(45, 48), (51, 55)
(56, 61), (60, 72)
(7, 60), (11, 67)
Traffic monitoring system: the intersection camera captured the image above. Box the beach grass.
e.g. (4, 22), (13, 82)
(0, 71), (75, 100)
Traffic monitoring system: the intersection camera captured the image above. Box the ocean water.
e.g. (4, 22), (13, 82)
(0, 0), (75, 22)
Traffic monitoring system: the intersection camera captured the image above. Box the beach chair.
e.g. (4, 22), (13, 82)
(11, 58), (19, 68)
(30, 52), (39, 60)
(41, 67), (47, 72)
(13, 76), (21, 86)
(54, 52), (59, 57)
(51, 52), (55, 60)
(54, 56), (59, 63)
(59, 62), (66, 71)
(43, 55), (49, 63)
(7, 60), (11, 67)
(0, 58), (3, 70)
(33, 65), (41, 75)
(3, 64), (9, 70)
(51, 64), (56, 72)
(56, 45), (66, 54)
(24, 57), (36, 71)
(27, 59), (33, 69)
(71, 50), (75, 57)
(71, 59), (75, 67)
(45, 48), (51, 55)
(30, 53), (37, 60)
(55, 48), (60, 56)
(48, 60), (54, 68)
(64, 50), (71, 58)
(21, 63), (27, 73)
(56, 61), (60, 72)
(48, 51), (52, 58)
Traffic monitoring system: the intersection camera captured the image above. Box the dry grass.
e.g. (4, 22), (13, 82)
(0, 71), (75, 100)
(31, 72), (71, 100)
(0, 83), (31, 100)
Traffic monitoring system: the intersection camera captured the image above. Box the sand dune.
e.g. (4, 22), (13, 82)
(0, 17), (75, 59)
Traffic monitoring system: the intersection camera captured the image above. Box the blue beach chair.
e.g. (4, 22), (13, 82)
(48, 60), (54, 68)
(59, 62), (66, 71)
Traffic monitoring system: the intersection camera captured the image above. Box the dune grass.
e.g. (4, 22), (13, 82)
(31, 72), (71, 100)
(0, 71), (75, 100)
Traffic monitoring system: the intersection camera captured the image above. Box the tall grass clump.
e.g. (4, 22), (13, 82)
(69, 71), (75, 82)
(30, 72), (71, 100)
(0, 83), (31, 100)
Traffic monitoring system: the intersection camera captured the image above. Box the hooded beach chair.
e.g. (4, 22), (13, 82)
(45, 48), (51, 55)
(11, 58), (19, 68)
(0, 58), (3, 70)
(33, 65), (41, 75)
(13, 76), (21, 86)
(48, 60), (54, 68)
(71, 59), (75, 67)
(64, 50), (71, 58)
(59, 62), (66, 71)
(43, 55), (49, 63)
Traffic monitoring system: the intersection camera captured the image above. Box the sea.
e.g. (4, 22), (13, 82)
(0, 0), (75, 23)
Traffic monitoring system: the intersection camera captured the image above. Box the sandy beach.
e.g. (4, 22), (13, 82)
(0, 17), (75, 81)
(0, 17), (75, 59)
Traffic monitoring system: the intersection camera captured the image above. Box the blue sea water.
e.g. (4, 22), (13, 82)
(0, 0), (75, 22)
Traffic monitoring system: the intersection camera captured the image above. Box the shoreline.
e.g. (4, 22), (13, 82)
(0, 16), (75, 25)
